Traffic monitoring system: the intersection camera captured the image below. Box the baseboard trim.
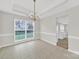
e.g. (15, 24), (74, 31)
(0, 39), (35, 49)
(0, 43), (15, 48)
(40, 32), (79, 55)
(68, 49), (79, 55)
(40, 32), (56, 45)
(42, 39), (79, 55)
(41, 39), (56, 46)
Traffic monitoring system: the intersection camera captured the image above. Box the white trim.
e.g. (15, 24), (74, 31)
(40, 32), (79, 55)
(69, 35), (79, 39)
(0, 43), (15, 48)
(0, 39), (35, 49)
(40, 32), (56, 36)
(14, 19), (35, 41)
(40, 32), (56, 45)
(0, 33), (13, 37)
(41, 39), (56, 45)
(38, 0), (67, 15)
(68, 49), (79, 55)
(39, 0), (68, 18)
(40, 0), (79, 19)
(42, 38), (79, 55)
(40, 32), (79, 40)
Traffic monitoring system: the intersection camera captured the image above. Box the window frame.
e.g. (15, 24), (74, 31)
(14, 18), (35, 41)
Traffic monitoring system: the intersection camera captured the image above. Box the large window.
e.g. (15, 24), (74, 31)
(14, 19), (34, 41)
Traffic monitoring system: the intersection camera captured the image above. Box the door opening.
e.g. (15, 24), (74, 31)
(56, 21), (68, 49)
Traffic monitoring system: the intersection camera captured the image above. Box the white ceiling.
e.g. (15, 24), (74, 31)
(12, 0), (79, 18)
(13, 0), (66, 15)
(40, 0), (79, 18)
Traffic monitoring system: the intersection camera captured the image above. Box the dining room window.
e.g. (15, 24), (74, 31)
(14, 19), (34, 41)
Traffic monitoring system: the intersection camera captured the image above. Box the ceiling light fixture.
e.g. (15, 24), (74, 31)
(30, 0), (38, 21)
(33, 0), (36, 21)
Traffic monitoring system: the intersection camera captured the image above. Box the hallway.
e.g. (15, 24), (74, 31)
(0, 40), (79, 59)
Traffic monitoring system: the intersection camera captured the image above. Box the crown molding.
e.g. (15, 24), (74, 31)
(39, 0), (79, 19)
(38, 0), (68, 17)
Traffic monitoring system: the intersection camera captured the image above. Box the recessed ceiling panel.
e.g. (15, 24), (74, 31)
(13, 0), (66, 15)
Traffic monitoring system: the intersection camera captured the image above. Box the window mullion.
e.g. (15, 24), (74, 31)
(25, 20), (26, 39)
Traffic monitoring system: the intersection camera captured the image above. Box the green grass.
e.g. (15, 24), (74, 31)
(15, 31), (33, 40)
(27, 32), (33, 38)
(16, 34), (25, 40)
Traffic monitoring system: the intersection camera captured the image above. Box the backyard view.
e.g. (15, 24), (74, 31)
(15, 19), (34, 40)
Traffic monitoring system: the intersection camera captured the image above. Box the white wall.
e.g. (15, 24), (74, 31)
(68, 5), (79, 55)
(0, 0), (26, 16)
(0, 0), (27, 47)
(40, 5), (79, 55)
(0, 0), (12, 12)
(0, 11), (40, 48)
(35, 19), (40, 40)
(40, 15), (57, 45)
(0, 11), (14, 47)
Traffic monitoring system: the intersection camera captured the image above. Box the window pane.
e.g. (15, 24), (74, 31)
(15, 20), (25, 40)
(15, 20), (25, 30)
(27, 23), (33, 30)
(26, 21), (33, 38)
(15, 31), (25, 40)
(27, 30), (33, 38)
(14, 19), (34, 40)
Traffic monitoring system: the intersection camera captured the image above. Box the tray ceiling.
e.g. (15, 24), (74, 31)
(13, 0), (66, 15)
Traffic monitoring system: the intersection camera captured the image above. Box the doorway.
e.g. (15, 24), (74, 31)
(56, 21), (68, 49)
